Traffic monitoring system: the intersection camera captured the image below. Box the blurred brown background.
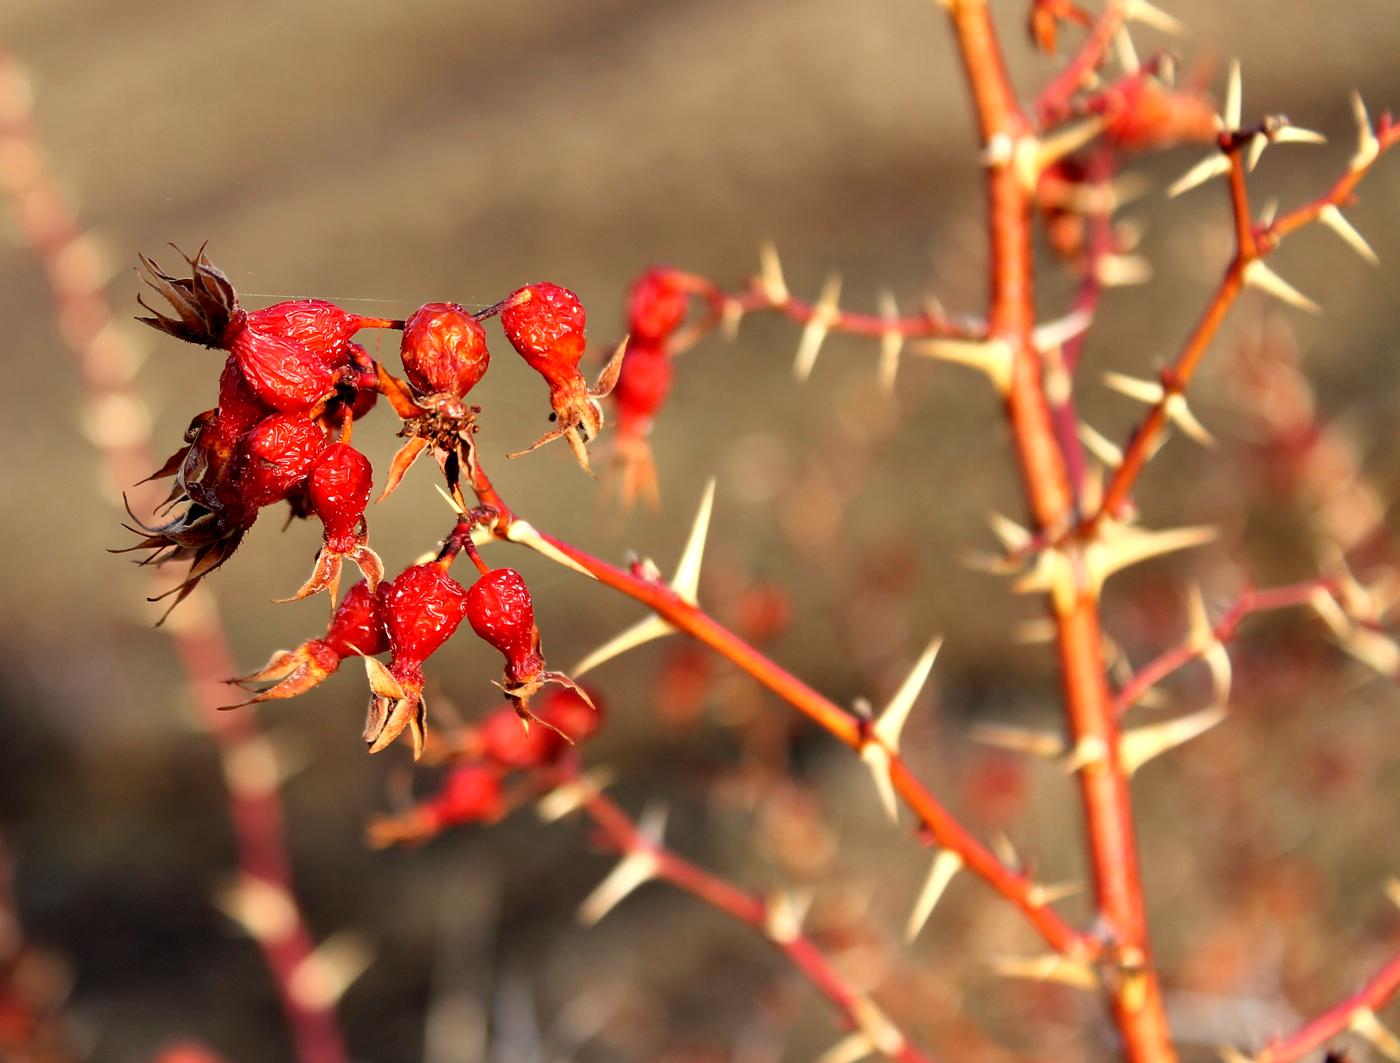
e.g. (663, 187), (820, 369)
(2, 1), (1400, 1061)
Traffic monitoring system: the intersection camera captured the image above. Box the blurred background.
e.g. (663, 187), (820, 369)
(2, 1), (1400, 1060)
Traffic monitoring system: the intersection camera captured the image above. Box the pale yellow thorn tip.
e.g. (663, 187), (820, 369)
(989, 954), (1098, 990)
(1351, 1007), (1400, 1062)
(1351, 92), (1381, 170)
(1273, 125), (1326, 147)
(1216, 1046), (1256, 1063)
(1243, 259), (1320, 313)
(793, 273), (842, 382)
(1318, 204), (1379, 265)
(1245, 132), (1268, 173)
(873, 637), (943, 753)
(537, 767), (616, 822)
(1079, 422), (1124, 468)
(571, 614), (675, 678)
(1166, 394), (1216, 448)
(1114, 27), (1140, 75)
(758, 242), (789, 304)
(860, 743), (899, 823)
(213, 875), (298, 943)
(289, 930), (375, 1011)
(906, 849), (963, 942)
(1188, 584), (1232, 705)
(1122, 0), (1185, 35)
(987, 511), (1031, 552)
(763, 889), (814, 944)
(1167, 154), (1231, 198)
(1032, 309), (1092, 354)
(1120, 705), (1227, 775)
(671, 477), (716, 604)
(1225, 59), (1242, 130)
(1103, 370), (1164, 405)
(877, 289), (902, 394)
(914, 337), (1014, 393)
(432, 483), (466, 515)
(813, 1032), (875, 1063)
(967, 722), (1067, 759)
(1096, 254), (1153, 287)
(505, 519), (598, 580)
(577, 849), (659, 927)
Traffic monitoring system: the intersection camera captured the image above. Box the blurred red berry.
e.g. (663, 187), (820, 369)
(626, 267), (689, 343)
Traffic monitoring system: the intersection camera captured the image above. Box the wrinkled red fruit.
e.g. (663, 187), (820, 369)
(229, 328), (340, 414)
(246, 299), (394, 369)
(500, 282), (587, 379)
(400, 302), (491, 402)
(466, 567), (593, 729)
(363, 562), (472, 758)
(228, 579), (388, 705)
(282, 441), (383, 603)
(626, 268), (689, 343)
(233, 413), (329, 510)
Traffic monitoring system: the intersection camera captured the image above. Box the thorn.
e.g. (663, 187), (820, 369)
(1272, 125), (1326, 146)
(872, 638), (943, 754)
(1063, 734), (1110, 773)
(571, 615), (674, 677)
(991, 832), (1020, 870)
(813, 1032), (875, 1063)
(968, 722), (1067, 759)
(1092, 522), (1218, 586)
(1351, 92), (1381, 170)
(1351, 1007), (1400, 1062)
(1096, 253), (1153, 287)
(763, 889), (814, 944)
(1310, 585), (1352, 639)
(987, 511), (1032, 552)
(793, 273), (842, 382)
(1079, 422), (1124, 468)
(576, 805), (667, 927)
(1026, 880), (1083, 907)
(758, 242), (789, 304)
(913, 336), (1014, 393)
(1165, 393), (1216, 448)
(1103, 371), (1164, 405)
(906, 849), (963, 942)
(1122, 0), (1185, 34)
(1114, 27), (1140, 75)
(1243, 259), (1320, 313)
(433, 483), (465, 515)
(537, 767), (616, 822)
(1245, 132), (1268, 173)
(1167, 153), (1231, 198)
(289, 930), (374, 1010)
(213, 875), (297, 943)
(504, 519), (599, 581)
(671, 477), (716, 604)
(577, 849), (659, 927)
(1257, 197), (1280, 228)
(1032, 309), (1092, 354)
(1021, 117), (1108, 190)
(1186, 585), (1232, 706)
(720, 297), (744, 340)
(989, 953), (1098, 990)
(1224, 58), (1242, 130)
(859, 743), (899, 824)
(876, 289), (902, 394)
(1318, 204), (1379, 265)
(1120, 705), (1227, 775)
(1384, 877), (1400, 911)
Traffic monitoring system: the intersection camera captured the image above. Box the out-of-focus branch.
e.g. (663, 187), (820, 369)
(0, 47), (350, 1063)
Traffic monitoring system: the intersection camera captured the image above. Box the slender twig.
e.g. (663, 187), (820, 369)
(1248, 947), (1400, 1062)
(576, 788), (937, 1063)
(0, 47), (349, 1063)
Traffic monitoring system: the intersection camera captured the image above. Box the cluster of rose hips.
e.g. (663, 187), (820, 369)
(127, 246), (636, 756)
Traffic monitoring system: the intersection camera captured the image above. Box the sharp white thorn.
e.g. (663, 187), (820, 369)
(1096, 253), (1153, 287)
(1032, 308), (1092, 353)
(1351, 91), (1381, 170)
(914, 337), (1014, 393)
(1165, 394), (1216, 448)
(793, 273), (842, 382)
(578, 849), (660, 927)
(1243, 259), (1320, 313)
(1079, 422), (1124, 468)
(859, 743), (899, 823)
(289, 930), (375, 1010)
(1103, 371), (1165, 405)
(1224, 59), (1242, 130)
(906, 849), (963, 942)
(1113, 26), (1140, 75)
(537, 768), (616, 822)
(758, 242), (789, 304)
(967, 723), (1067, 759)
(506, 519), (598, 580)
(1120, 705), (1228, 775)
(433, 483), (465, 515)
(571, 614), (675, 677)
(1167, 153), (1231, 198)
(877, 289), (902, 394)
(1351, 1008), (1400, 1062)
(1318, 204), (1379, 265)
(813, 1032), (876, 1063)
(1245, 132), (1267, 173)
(873, 638), (943, 753)
(989, 954), (1099, 990)
(987, 511), (1031, 552)
(1273, 125), (1326, 146)
(1122, 0), (1185, 34)
(1094, 523), (1218, 585)
(1258, 197), (1280, 228)
(671, 477), (716, 603)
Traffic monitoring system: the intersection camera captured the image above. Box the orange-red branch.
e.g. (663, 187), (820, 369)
(1251, 947), (1400, 1062)
(579, 790), (936, 1063)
